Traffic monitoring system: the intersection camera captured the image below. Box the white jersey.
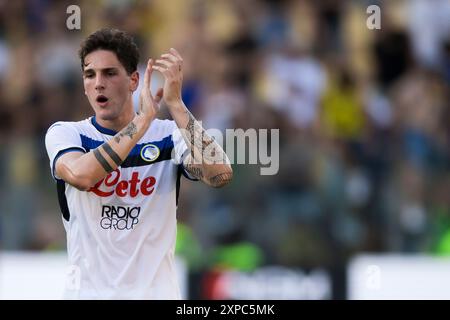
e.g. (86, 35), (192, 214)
(45, 116), (196, 299)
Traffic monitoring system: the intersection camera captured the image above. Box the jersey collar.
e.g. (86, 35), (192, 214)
(91, 116), (118, 136)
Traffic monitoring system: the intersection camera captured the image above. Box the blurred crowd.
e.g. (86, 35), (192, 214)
(0, 0), (449, 273)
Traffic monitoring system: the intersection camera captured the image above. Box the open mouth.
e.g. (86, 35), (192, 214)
(96, 95), (109, 104)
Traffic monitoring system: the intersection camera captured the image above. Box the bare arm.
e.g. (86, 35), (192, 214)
(55, 59), (162, 190)
(55, 117), (147, 190)
(152, 48), (233, 188)
(169, 102), (232, 188)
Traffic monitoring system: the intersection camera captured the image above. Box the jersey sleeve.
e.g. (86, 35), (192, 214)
(171, 122), (198, 181)
(45, 122), (86, 180)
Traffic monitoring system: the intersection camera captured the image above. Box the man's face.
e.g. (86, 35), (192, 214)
(83, 50), (138, 121)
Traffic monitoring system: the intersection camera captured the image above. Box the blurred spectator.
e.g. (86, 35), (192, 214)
(261, 45), (326, 130)
(407, 0), (450, 70)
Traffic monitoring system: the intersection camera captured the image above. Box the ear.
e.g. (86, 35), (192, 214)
(130, 71), (139, 92)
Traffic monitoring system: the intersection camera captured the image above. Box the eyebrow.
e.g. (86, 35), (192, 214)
(83, 67), (119, 74)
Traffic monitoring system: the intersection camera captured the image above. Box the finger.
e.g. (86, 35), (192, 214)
(160, 53), (178, 64)
(155, 88), (164, 103)
(169, 48), (183, 61)
(144, 59), (153, 89)
(155, 59), (172, 69)
(152, 65), (169, 76)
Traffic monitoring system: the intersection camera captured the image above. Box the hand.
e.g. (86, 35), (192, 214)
(152, 48), (184, 108)
(138, 59), (163, 123)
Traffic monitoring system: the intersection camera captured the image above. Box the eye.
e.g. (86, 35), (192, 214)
(84, 73), (94, 79)
(107, 71), (116, 76)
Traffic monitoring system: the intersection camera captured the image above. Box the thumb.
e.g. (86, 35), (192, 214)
(154, 88), (164, 103)
(143, 59), (154, 97)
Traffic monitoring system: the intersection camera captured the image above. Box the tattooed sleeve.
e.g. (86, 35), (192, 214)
(182, 111), (232, 187)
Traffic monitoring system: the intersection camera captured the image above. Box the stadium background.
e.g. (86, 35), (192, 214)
(0, 0), (449, 299)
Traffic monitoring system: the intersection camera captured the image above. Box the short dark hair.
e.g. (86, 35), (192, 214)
(79, 28), (139, 75)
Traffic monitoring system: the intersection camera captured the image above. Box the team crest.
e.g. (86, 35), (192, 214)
(140, 144), (160, 162)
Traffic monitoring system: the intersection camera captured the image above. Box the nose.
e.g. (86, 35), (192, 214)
(95, 74), (105, 91)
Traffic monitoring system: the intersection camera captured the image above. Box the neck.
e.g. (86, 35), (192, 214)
(95, 101), (135, 133)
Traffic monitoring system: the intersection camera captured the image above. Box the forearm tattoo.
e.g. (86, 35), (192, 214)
(185, 111), (219, 162)
(184, 164), (204, 179)
(187, 116), (195, 156)
(209, 172), (233, 187)
(182, 111), (232, 186)
(184, 163), (233, 187)
(114, 121), (137, 143)
(93, 148), (113, 173)
(102, 143), (123, 167)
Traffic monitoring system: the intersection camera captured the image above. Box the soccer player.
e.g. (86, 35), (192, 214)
(45, 28), (233, 299)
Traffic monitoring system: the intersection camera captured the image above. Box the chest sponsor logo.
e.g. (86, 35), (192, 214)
(89, 169), (156, 198)
(100, 205), (140, 230)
